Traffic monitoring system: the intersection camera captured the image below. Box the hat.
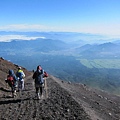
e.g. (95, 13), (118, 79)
(18, 66), (21, 69)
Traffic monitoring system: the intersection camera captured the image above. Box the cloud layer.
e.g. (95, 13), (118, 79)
(0, 35), (45, 42)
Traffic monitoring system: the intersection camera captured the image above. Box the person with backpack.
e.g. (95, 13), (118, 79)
(6, 69), (18, 97)
(16, 66), (25, 91)
(32, 65), (48, 99)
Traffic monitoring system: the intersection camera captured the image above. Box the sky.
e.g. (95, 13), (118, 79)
(0, 0), (120, 39)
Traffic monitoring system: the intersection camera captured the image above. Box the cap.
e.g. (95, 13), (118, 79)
(18, 66), (21, 69)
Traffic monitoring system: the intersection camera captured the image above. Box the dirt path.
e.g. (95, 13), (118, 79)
(0, 75), (91, 120)
(50, 75), (120, 120)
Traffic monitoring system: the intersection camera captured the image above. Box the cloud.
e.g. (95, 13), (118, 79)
(0, 35), (45, 42)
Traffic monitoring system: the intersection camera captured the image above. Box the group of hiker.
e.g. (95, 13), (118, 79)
(5, 65), (48, 99)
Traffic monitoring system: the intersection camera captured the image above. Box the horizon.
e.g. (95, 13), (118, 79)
(0, 31), (119, 43)
(0, 0), (120, 40)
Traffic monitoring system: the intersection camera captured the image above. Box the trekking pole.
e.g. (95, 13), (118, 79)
(44, 77), (48, 98)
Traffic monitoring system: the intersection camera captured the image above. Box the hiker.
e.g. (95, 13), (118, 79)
(32, 65), (48, 99)
(16, 66), (25, 91)
(5, 69), (18, 97)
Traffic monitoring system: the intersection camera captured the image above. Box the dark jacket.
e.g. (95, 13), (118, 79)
(33, 69), (44, 84)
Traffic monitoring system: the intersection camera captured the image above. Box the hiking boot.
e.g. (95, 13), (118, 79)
(12, 93), (15, 98)
(14, 91), (17, 97)
(38, 96), (40, 100)
(37, 93), (40, 100)
(41, 94), (43, 98)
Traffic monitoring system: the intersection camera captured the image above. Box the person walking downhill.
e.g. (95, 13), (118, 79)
(5, 69), (18, 98)
(16, 66), (25, 92)
(32, 65), (46, 99)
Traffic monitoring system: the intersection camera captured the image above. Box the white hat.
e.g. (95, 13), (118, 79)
(18, 66), (21, 69)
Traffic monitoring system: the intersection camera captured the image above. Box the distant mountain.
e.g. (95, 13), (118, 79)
(0, 38), (68, 56)
(1, 37), (120, 58)
(77, 42), (120, 59)
(75, 44), (94, 52)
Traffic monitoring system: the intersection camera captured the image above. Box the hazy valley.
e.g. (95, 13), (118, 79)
(1, 31), (120, 95)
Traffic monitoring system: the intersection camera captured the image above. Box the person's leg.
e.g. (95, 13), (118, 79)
(11, 85), (14, 97)
(18, 80), (21, 91)
(35, 84), (40, 99)
(40, 87), (42, 95)
(21, 80), (24, 90)
(14, 81), (17, 96)
(37, 87), (40, 99)
(40, 85), (44, 98)
(36, 87), (39, 94)
(13, 84), (17, 97)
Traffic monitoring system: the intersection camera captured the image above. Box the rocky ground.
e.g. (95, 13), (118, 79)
(51, 76), (120, 120)
(0, 75), (91, 120)
(0, 75), (120, 120)
(0, 57), (120, 120)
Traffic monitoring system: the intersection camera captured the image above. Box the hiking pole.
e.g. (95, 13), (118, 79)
(44, 77), (48, 98)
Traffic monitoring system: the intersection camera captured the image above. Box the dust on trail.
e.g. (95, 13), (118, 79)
(0, 76), (91, 120)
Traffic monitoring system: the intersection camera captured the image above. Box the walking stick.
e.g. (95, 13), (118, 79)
(44, 77), (48, 98)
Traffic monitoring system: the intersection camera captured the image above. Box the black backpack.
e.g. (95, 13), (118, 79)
(35, 70), (44, 84)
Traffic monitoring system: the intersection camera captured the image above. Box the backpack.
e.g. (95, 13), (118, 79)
(7, 75), (14, 85)
(17, 70), (25, 80)
(43, 71), (48, 77)
(35, 70), (44, 85)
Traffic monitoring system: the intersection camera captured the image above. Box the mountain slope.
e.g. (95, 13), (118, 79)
(52, 76), (120, 120)
(0, 58), (120, 120)
(0, 57), (31, 88)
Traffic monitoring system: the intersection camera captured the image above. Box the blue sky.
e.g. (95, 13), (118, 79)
(0, 0), (120, 38)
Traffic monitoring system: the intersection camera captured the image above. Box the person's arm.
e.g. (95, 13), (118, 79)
(13, 75), (18, 81)
(22, 71), (25, 78)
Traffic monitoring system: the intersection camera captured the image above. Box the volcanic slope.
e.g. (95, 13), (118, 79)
(0, 57), (120, 120)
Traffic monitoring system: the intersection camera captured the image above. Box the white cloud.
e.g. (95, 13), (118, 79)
(0, 35), (45, 42)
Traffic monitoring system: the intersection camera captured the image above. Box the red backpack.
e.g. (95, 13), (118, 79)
(43, 71), (48, 77)
(7, 75), (14, 84)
